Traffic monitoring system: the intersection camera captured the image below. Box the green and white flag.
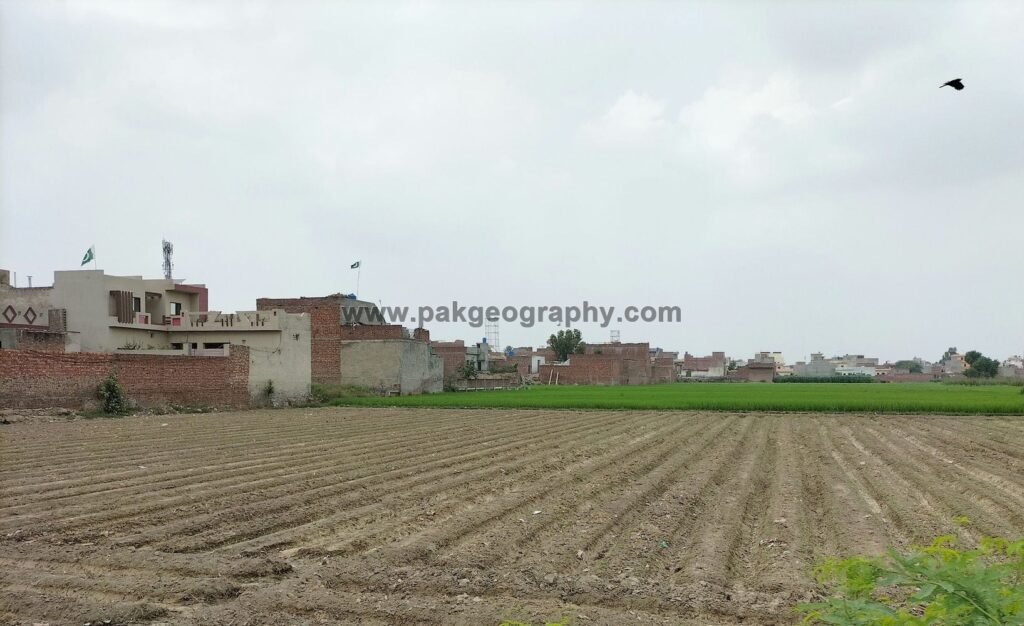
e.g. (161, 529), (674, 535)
(81, 246), (95, 266)
(350, 261), (360, 269)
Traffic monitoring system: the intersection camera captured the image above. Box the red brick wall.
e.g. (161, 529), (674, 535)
(431, 344), (468, 379)
(337, 325), (405, 340)
(730, 364), (775, 383)
(652, 355), (676, 383)
(507, 355), (533, 375)
(12, 329), (66, 352)
(257, 295), (429, 385)
(681, 351), (727, 371)
(539, 354), (623, 385)
(583, 343), (649, 359)
(622, 357), (652, 385)
(257, 296), (342, 384)
(0, 347), (250, 410)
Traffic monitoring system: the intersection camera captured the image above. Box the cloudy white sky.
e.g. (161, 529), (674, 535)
(2, 0), (1022, 363)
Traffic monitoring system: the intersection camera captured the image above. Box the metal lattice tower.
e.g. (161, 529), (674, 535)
(485, 321), (499, 350)
(162, 240), (174, 280)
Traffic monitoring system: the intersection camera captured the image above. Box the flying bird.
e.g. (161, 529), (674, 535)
(941, 78), (964, 90)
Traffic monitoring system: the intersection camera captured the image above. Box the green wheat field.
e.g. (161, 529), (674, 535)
(323, 383), (1024, 414)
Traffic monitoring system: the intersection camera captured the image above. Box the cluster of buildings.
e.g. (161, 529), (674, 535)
(2, 266), (1022, 410)
(675, 350), (1024, 382)
(0, 268), (442, 409)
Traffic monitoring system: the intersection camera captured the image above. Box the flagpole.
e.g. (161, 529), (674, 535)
(356, 266), (361, 298)
(93, 244), (97, 270)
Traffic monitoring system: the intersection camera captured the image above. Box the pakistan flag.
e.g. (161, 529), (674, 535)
(81, 246), (95, 266)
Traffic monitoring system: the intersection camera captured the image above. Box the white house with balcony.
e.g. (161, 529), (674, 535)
(1, 268), (311, 402)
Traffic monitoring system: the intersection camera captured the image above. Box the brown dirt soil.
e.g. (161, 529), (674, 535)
(2, 408), (1023, 625)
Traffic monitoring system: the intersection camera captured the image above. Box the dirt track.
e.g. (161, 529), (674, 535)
(2, 408), (1023, 625)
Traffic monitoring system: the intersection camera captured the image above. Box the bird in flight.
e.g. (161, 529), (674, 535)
(941, 78), (965, 90)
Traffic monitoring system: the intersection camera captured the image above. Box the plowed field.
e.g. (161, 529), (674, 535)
(2, 408), (1023, 625)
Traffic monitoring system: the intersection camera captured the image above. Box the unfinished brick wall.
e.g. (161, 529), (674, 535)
(431, 344), (468, 379)
(507, 355), (533, 375)
(337, 325), (405, 340)
(583, 343), (650, 359)
(729, 363), (775, 383)
(10, 329), (66, 352)
(257, 296), (343, 384)
(621, 358), (652, 385)
(652, 355), (676, 383)
(258, 295), (432, 387)
(0, 346), (250, 409)
(539, 354), (623, 385)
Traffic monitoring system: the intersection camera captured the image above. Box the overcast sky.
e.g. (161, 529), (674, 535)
(2, 0), (1022, 363)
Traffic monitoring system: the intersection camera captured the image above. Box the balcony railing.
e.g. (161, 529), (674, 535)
(113, 310), (284, 331)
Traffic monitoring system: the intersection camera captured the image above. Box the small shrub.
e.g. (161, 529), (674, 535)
(799, 535), (1024, 625)
(264, 379), (275, 397)
(97, 371), (129, 415)
(457, 361), (479, 380)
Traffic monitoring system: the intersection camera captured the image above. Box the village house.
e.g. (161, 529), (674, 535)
(0, 268), (312, 403)
(257, 294), (442, 395)
(676, 351), (728, 379)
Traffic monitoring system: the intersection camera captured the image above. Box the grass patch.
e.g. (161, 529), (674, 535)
(311, 383), (381, 403)
(323, 383), (1024, 414)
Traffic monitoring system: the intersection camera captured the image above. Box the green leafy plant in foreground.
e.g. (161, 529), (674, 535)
(799, 535), (1024, 625)
(97, 370), (129, 415)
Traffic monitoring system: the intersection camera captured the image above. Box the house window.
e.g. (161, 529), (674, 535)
(203, 342), (225, 349)
(172, 302), (182, 315)
(133, 297), (141, 312)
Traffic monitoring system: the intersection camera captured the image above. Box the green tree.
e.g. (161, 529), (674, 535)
(894, 360), (924, 374)
(964, 353), (999, 378)
(547, 329), (585, 362)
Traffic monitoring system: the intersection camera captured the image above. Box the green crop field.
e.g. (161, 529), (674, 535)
(323, 383), (1024, 414)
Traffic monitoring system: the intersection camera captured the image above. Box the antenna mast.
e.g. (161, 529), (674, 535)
(162, 240), (174, 279)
